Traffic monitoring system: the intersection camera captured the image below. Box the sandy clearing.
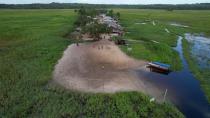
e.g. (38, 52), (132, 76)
(52, 39), (163, 101)
(53, 40), (144, 91)
(82, 34), (94, 41)
(52, 13), (165, 101)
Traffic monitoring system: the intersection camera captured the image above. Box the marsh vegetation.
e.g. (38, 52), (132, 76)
(0, 9), (184, 117)
(1, 7), (210, 118)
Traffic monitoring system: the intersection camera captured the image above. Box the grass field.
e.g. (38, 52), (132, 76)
(117, 9), (210, 102)
(0, 9), (183, 117)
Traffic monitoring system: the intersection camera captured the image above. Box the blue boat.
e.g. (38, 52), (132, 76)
(147, 61), (171, 74)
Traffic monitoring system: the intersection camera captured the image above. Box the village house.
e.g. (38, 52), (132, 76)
(97, 14), (123, 36)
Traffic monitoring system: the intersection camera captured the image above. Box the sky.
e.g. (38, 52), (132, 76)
(1, 0), (210, 4)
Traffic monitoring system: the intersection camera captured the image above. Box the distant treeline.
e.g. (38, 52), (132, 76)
(1, 3), (210, 10)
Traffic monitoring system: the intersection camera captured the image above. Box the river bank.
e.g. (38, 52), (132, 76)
(183, 34), (210, 103)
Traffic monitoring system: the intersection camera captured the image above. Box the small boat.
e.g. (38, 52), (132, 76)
(115, 39), (126, 45)
(147, 62), (171, 74)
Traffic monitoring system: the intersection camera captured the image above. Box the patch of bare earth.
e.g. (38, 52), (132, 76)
(52, 39), (162, 100)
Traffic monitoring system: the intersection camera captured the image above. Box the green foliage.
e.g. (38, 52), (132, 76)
(97, 23), (112, 34)
(112, 36), (121, 41)
(74, 7), (113, 40)
(83, 22), (112, 40)
(0, 9), (183, 117)
(74, 7), (99, 27)
(77, 7), (99, 17)
(107, 9), (114, 17)
(121, 42), (181, 70)
(74, 15), (91, 26)
(108, 10), (121, 20)
(116, 12), (121, 19)
(78, 6), (86, 15)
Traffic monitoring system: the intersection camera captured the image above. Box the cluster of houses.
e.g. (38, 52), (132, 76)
(96, 14), (124, 37)
(70, 13), (124, 41)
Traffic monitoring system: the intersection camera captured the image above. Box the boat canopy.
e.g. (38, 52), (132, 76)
(152, 62), (171, 69)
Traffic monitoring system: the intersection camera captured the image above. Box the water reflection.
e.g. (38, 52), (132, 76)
(185, 33), (210, 69)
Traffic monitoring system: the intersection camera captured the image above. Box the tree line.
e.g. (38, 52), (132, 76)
(1, 3), (210, 10)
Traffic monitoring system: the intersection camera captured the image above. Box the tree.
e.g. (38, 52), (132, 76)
(78, 6), (86, 15)
(116, 12), (120, 19)
(82, 22), (112, 40)
(108, 9), (114, 17)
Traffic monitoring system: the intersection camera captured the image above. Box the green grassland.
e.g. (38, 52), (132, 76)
(118, 10), (183, 70)
(117, 9), (210, 102)
(0, 9), (183, 117)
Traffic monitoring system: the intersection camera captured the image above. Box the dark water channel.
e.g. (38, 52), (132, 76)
(137, 36), (210, 118)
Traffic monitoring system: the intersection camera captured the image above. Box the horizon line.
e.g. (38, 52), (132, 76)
(1, 2), (210, 5)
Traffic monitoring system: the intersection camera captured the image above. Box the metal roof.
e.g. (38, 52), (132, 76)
(152, 62), (171, 68)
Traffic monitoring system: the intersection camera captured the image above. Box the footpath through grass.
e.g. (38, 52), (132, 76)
(0, 9), (183, 117)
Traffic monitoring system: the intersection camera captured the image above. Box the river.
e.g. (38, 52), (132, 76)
(137, 36), (210, 118)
